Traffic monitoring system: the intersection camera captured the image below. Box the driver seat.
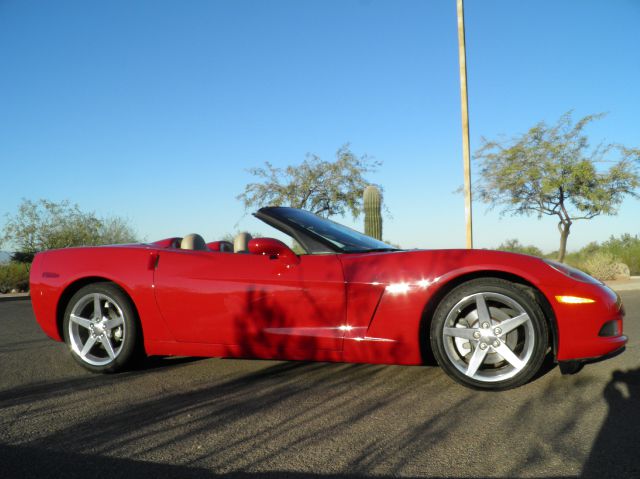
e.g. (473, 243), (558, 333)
(233, 232), (252, 253)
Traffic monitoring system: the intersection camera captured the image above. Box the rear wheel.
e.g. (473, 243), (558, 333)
(63, 283), (141, 373)
(430, 278), (548, 390)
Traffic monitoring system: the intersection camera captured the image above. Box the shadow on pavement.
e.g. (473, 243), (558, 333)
(3, 292), (639, 478)
(581, 367), (640, 478)
(0, 355), (207, 407)
(0, 361), (467, 475)
(0, 443), (580, 479)
(132, 355), (206, 371)
(0, 357), (596, 478)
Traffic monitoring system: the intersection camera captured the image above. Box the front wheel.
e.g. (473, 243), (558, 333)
(430, 278), (548, 390)
(63, 283), (141, 373)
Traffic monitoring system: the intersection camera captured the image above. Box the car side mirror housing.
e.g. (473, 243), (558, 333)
(248, 238), (300, 264)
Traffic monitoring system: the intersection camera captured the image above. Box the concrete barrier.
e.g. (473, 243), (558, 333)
(0, 293), (30, 302)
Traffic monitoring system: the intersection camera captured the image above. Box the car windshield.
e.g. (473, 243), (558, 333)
(271, 207), (398, 253)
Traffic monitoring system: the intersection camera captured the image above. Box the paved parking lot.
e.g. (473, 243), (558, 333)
(1, 292), (638, 479)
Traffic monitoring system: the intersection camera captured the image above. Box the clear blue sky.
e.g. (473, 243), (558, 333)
(1, 0), (638, 252)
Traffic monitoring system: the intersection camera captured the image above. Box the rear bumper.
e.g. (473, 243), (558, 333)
(29, 253), (64, 342)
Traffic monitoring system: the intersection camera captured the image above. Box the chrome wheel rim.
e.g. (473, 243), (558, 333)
(442, 292), (535, 382)
(68, 293), (126, 366)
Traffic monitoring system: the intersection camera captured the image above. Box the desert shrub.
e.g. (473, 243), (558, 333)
(1, 199), (138, 255)
(581, 251), (620, 281)
(496, 239), (543, 257)
(600, 234), (640, 275)
(562, 235), (639, 276)
(613, 262), (631, 280)
(563, 252), (589, 272)
(0, 262), (30, 293)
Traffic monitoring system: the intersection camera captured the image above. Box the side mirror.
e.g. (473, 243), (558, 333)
(248, 238), (300, 264)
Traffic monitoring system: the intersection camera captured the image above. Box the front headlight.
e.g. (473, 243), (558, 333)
(543, 259), (602, 284)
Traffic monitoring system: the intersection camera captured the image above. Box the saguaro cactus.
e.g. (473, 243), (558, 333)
(363, 185), (383, 240)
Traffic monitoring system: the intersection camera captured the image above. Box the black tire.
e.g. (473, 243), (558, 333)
(430, 278), (548, 390)
(62, 282), (141, 373)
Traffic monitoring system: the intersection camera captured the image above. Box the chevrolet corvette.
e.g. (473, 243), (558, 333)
(29, 207), (627, 390)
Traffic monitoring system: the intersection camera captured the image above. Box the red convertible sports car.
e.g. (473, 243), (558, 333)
(30, 207), (627, 390)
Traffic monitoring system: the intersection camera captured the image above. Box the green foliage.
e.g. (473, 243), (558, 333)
(494, 235), (639, 276)
(237, 145), (381, 218)
(475, 111), (640, 262)
(495, 239), (543, 257)
(363, 185), (383, 240)
(98, 216), (139, 245)
(290, 241), (306, 255)
(0, 262), (30, 293)
(580, 251), (620, 281)
(562, 235), (640, 276)
(1, 199), (138, 255)
(601, 234), (640, 275)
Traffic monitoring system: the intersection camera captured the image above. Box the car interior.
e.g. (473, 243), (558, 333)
(174, 232), (254, 254)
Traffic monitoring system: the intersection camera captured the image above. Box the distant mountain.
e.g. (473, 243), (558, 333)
(0, 251), (11, 264)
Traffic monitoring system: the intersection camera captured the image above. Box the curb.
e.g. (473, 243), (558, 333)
(606, 283), (640, 292)
(0, 293), (30, 303)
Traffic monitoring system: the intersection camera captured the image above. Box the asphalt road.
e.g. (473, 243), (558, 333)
(1, 293), (638, 479)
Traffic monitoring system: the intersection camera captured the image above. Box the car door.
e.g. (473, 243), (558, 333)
(153, 249), (346, 357)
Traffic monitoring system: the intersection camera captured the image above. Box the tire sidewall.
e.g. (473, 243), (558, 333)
(62, 282), (139, 373)
(430, 278), (548, 391)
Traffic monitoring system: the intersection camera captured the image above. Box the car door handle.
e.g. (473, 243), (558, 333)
(148, 253), (160, 270)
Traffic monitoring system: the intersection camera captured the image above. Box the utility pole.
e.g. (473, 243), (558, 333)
(457, 0), (473, 248)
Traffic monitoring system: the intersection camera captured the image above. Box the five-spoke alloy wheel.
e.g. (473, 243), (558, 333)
(431, 278), (548, 390)
(63, 283), (140, 373)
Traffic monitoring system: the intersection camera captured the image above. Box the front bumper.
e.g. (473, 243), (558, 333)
(546, 282), (628, 362)
(558, 344), (626, 375)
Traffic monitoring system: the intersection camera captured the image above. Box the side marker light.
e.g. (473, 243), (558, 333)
(555, 295), (595, 304)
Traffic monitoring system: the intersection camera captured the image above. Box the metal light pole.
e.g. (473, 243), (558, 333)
(457, 0), (473, 249)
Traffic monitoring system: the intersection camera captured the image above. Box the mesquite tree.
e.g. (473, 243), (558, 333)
(474, 112), (639, 262)
(237, 145), (381, 218)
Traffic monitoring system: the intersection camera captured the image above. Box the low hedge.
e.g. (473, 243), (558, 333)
(0, 262), (30, 293)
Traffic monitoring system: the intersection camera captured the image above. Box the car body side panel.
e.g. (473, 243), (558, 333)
(143, 340), (344, 362)
(153, 250), (346, 357)
(29, 246), (171, 347)
(29, 253), (58, 339)
(339, 249), (626, 364)
(338, 250), (550, 364)
(30, 244), (626, 366)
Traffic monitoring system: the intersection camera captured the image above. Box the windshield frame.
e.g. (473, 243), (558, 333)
(254, 207), (399, 254)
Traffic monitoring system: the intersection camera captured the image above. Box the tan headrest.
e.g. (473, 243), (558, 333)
(181, 233), (208, 251)
(233, 232), (253, 253)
